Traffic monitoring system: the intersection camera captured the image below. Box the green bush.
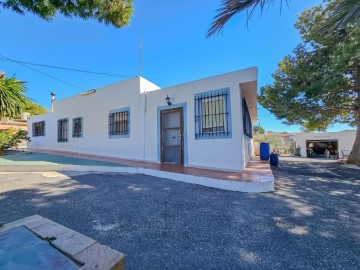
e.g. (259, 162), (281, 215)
(253, 133), (285, 152)
(0, 128), (31, 152)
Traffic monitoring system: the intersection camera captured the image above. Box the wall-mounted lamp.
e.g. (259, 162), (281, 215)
(165, 95), (172, 106)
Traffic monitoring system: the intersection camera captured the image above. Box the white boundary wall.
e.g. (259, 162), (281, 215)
(28, 68), (258, 172)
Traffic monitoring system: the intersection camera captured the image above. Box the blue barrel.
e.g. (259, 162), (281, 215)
(270, 153), (279, 166)
(260, 142), (270, 160)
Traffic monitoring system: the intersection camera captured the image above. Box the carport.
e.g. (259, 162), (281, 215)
(306, 140), (338, 158)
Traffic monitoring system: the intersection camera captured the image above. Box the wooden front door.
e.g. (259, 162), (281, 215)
(161, 108), (184, 165)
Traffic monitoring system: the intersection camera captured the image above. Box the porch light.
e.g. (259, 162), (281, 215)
(165, 95), (172, 106)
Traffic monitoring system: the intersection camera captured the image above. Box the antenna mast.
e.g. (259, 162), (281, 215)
(139, 35), (142, 77)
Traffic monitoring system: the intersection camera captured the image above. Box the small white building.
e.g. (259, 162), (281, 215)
(28, 68), (258, 172)
(292, 130), (356, 158)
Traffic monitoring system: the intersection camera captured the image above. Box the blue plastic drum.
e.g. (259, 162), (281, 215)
(260, 142), (270, 160)
(270, 153), (279, 166)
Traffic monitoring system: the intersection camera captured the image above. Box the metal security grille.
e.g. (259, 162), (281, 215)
(195, 91), (229, 138)
(109, 111), (129, 135)
(243, 98), (253, 138)
(32, 121), (45, 136)
(72, 117), (83, 137)
(57, 118), (68, 142)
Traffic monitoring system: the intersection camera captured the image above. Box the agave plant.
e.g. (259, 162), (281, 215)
(207, 0), (360, 37)
(0, 75), (30, 119)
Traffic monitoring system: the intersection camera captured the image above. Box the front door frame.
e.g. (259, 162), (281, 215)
(160, 107), (184, 165)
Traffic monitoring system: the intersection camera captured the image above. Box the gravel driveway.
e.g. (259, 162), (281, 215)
(0, 158), (359, 269)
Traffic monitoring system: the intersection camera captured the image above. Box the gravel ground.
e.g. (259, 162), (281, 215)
(0, 158), (360, 269)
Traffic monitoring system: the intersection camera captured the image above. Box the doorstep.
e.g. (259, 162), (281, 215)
(4, 149), (275, 193)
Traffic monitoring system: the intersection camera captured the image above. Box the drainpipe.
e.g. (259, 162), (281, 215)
(143, 90), (147, 162)
(51, 92), (56, 112)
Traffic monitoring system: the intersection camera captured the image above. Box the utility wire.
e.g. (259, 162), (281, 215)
(0, 54), (134, 78)
(0, 54), (85, 90)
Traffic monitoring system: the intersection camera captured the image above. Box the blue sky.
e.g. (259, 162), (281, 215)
(0, 0), (354, 132)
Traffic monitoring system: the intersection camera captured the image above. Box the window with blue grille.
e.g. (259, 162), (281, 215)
(32, 121), (45, 137)
(243, 98), (253, 138)
(195, 88), (231, 139)
(58, 118), (69, 142)
(72, 117), (83, 138)
(109, 108), (130, 138)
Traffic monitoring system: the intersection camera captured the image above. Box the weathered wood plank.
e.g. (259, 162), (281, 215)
(75, 242), (125, 270)
(52, 230), (97, 257)
(1, 215), (125, 269)
(32, 222), (96, 256)
(0, 215), (43, 233)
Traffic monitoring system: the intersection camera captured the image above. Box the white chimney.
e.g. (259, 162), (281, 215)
(51, 92), (56, 112)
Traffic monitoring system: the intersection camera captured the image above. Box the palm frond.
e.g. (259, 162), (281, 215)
(0, 76), (29, 119)
(320, 0), (360, 35)
(207, 0), (287, 38)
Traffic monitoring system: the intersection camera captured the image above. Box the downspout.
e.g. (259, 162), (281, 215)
(143, 90), (147, 162)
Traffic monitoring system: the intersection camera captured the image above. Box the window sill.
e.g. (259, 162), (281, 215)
(109, 134), (130, 139)
(195, 133), (232, 140)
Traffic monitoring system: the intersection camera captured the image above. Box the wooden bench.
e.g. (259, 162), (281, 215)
(0, 215), (125, 270)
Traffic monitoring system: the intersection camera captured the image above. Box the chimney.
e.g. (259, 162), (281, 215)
(51, 92), (56, 112)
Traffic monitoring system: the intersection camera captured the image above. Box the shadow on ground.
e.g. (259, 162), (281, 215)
(0, 152), (122, 167)
(0, 158), (359, 269)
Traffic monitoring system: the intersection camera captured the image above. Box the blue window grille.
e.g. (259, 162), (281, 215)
(109, 109), (129, 137)
(195, 88), (231, 139)
(57, 118), (69, 142)
(243, 98), (253, 138)
(32, 121), (45, 137)
(72, 117), (83, 138)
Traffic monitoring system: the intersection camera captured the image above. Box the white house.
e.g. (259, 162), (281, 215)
(28, 68), (258, 172)
(292, 130), (356, 158)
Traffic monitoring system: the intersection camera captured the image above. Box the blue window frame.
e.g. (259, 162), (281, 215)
(109, 107), (130, 138)
(72, 117), (83, 138)
(243, 98), (253, 138)
(32, 121), (45, 137)
(57, 118), (69, 142)
(194, 88), (231, 139)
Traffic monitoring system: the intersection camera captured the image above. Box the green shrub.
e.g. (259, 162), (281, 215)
(253, 133), (285, 152)
(0, 128), (31, 152)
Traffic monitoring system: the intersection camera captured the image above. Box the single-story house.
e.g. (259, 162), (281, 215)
(292, 130), (356, 158)
(28, 68), (258, 172)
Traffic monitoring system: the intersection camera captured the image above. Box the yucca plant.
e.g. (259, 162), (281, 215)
(0, 75), (30, 119)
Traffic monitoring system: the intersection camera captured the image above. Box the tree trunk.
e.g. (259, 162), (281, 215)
(348, 60), (360, 165)
(348, 119), (360, 165)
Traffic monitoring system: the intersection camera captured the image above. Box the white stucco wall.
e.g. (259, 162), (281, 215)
(28, 68), (257, 172)
(293, 130), (356, 158)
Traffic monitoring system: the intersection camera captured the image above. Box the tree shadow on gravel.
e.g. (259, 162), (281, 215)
(0, 168), (360, 270)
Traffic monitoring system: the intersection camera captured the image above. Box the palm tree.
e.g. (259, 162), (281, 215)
(207, 0), (360, 37)
(320, 0), (360, 34)
(0, 75), (30, 119)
